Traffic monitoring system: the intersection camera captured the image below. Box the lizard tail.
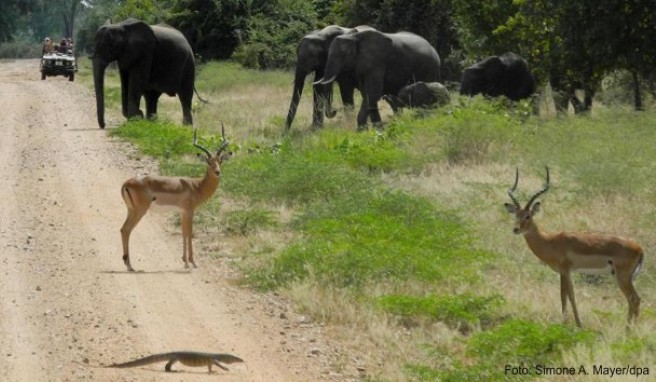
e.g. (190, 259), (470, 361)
(107, 353), (172, 368)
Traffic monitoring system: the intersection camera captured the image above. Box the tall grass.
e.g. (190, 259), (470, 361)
(85, 61), (656, 382)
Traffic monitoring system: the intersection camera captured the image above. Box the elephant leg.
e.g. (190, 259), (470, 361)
(126, 75), (144, 120)
(120, 70), (130, 118)
(339, 81), (355, 114)
(364, 81), (383, 127)
(324, 82), (336, 119)
(144, 91), (161, 120)
(356, 95), (369, 131)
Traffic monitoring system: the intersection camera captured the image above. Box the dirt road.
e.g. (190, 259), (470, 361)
(0, 59), (348, 381)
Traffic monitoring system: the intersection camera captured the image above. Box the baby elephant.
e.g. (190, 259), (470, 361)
(384, 81), (450, 112)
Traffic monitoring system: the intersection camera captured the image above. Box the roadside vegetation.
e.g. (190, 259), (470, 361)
(83, 60), (656, 381)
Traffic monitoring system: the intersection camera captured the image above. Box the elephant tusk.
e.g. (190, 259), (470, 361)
(313, 75), (337, 85)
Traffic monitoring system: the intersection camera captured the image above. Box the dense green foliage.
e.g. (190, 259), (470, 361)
(2, 0), (654, 109)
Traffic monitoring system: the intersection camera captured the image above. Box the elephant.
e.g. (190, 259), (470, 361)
(285, 25), (373, 129)
(383, 81), (450, 112)
(91, 18), (196, 129)
(459, 52), (535, 101)
(316, 29), (441, 129)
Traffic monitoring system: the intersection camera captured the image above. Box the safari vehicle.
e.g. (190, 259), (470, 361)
(41, 51), (77, 81)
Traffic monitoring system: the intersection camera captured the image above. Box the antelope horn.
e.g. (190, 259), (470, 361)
(525, 166), (550, 209)
(217, 122), (229, 155)
(507, 167), (521, 209)
(193, 129), (212, 158)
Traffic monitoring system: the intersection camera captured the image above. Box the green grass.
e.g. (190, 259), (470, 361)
(84, 61), (656, 382)
(196, 61), (292, 92)
(409, 320), (596, 382)
(261, 191), (492, 289)
(378, 292), (505, 330)
(108, 119), (195, 159)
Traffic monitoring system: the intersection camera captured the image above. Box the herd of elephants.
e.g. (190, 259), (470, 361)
(90, 18), (536, 130)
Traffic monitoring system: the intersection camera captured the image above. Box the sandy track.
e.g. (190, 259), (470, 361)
(0, 59), (348, 382)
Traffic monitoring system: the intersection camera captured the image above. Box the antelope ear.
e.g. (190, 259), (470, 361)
(197, 153), (207, 162)
(220, 151), (233, 163)
(504, 203), (517, 213)
(530, 202), (541, 215)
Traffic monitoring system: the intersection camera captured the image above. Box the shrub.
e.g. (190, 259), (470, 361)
(258, 191), (493, 289)
(467, 319), (595, 363)
(378, 293), (505, 329)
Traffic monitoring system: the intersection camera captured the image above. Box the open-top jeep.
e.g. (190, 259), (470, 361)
(41, 51), (77, 81)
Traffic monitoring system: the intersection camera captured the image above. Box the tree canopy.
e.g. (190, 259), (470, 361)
(1, 0), (654, 110)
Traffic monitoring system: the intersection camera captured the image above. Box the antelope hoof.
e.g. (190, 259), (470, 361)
(123, 255), (135, 272)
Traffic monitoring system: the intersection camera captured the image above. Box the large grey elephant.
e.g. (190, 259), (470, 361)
(383, 81), (450, 112)
(91, 18), (196, 129)
(460, 52), (535, 101)
(285, 25), (372, 129)
(316, 30), (441, 129)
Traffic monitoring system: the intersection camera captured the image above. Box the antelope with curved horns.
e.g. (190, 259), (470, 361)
(504, 166), (643, 327)
(120, 125), (232, 271)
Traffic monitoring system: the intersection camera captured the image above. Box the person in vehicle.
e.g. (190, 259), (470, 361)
(43, 37), (54, 54)
(59, 38), (69, 53)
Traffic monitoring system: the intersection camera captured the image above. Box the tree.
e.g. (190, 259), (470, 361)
(233, 0), (318, 68)
(457, 0), (656, 112)
(167, 0), (249, 60)
(0, 1), (23, 42)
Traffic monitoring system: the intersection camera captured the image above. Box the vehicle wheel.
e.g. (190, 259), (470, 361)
(41, 72), (46, 80)
(68, 73), (74, 82)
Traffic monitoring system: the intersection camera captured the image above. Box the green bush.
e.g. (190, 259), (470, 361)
(257, 191), (493, 289)
(415, 320), (596, 382)
(378, 293), (505, 329)
(224, 144), (374, 205)
(467, 319), (595, 363)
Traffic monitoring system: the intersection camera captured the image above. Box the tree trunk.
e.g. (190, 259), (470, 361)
(632, 71), (643, 111)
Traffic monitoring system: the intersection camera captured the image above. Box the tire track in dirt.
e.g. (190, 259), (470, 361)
(0, 59), (352, 382)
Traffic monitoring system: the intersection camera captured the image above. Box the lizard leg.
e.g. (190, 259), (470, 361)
(165, 359), (177, 372)
(213, 360), (229, 371)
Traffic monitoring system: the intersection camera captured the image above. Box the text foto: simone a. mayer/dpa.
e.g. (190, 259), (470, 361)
(505, 364), (649, 377)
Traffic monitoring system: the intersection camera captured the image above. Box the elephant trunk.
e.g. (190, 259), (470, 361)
(92, 58), (107, 129)
(322, 81), (336, 119)
(285, 67), (307, 129)
(382, 94), (403, 114)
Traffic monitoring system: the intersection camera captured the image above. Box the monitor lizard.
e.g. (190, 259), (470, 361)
(104, 351), (244, 373)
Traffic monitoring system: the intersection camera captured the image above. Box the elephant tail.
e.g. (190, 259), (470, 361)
(194, 86), (209, 104)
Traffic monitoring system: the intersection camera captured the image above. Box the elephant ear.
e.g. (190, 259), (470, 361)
(354, 30), (392, 73)
(298, 35), (324, 68)
(118, 19), (156, 68)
